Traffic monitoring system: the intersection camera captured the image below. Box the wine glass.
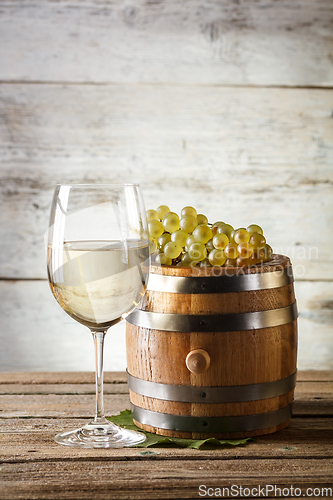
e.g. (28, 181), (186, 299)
(46, 184), (150, 448)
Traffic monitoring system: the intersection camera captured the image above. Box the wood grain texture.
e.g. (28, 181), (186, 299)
(1, 459), (332, 500)
(130, 392), (295, 440)
(0, 372), (332, 499)
(127, 323), (298, 386)
(1, 380), (330, 395)
(0, 0), (332, 378)
(0, 383), (128, 395)
(0, 393), (131, 418)
(127, 260), (297, 438)
(0, 376), (332, 418)
(0, 0), (332, 86)
(0, 388), (331, 418)
(1, 417), (332, 459)
(0, 370), (331, 384)
(0, 371), (128, 385)
(0, 84), (332, 280)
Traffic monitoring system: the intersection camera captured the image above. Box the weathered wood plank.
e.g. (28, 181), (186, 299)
(0, 374), (331, 499)
(0, 384), (129, 395)
(295, 381), (333, 394)
(0, 389), (332, 418)
(1, 371), (332, 385)
(1, 281), (332, 372)
(0, 459), (332, 500)
(0, 84), (332, 280)
(0, 394), (131, 418)
(1, 418), (332, 461)
(0, 0), (332, 86)
(0, 380), (331, 395)
(0, 372), (127, 385)
(297, 370), (333, 382)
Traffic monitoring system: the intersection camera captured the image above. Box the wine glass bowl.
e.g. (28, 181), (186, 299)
(47, 184), (149, 448)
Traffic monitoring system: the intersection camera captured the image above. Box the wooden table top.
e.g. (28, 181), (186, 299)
(1, 370), (332, 499)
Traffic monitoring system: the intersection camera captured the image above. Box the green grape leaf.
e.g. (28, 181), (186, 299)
(107, 410), (252, 449)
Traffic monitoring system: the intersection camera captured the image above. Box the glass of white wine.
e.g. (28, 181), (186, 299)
(47, 184), (150, 448)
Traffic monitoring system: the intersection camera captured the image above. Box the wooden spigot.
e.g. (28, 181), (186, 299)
(185, 349), (211, 374)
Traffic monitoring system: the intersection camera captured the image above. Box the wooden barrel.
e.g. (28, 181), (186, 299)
(126, 255), (298, 439)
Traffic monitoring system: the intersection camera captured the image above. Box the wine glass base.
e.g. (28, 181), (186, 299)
(54, 421), (146, 448)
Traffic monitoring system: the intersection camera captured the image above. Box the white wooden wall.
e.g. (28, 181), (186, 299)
(0, 0), (332, 371)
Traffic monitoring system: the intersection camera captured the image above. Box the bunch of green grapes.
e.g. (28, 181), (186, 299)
(147, 205), (273, 268)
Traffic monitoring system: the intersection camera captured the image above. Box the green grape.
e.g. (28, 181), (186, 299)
(185, 234), (196, 251)
(188, 242), (207, 261)
(234, 229), (250, 244)
(162, 212), (180, 233)
(149, 212), (270, 268)
(156, 205), (170, 220)
(231, 228), (246, 238)
(253, 248), (265, 259)
(217, 223), (234, 239)
(251, 249), (265, 264)
(197, 213), (208, 225)
(224, 242), (239, 259)
(179, 215), (197, 233)
(213, 233), (229, 250)
(206, 239), (214, 251)
(237, 242), (254, 259)
(263, 244), (273, 262)
(149, 239), (157, 254)
(247, 224), (263, 236)
(171, 229), (188, 247)
(236, 256), (252, 267)
(155, 253), (172, 265)
(211, 221), (225, 236)
(177, 252), (193, 267)
(181, 206), (197, 218)
(225, 258), (237, 267)
(229, 228), (244, 243)
(212, 221), (225, 228)
(193, 224), (213, 244)
(229, 229), (236, 241)
(249, 233), (266, 250)
(146, 209), (158, 221)
(157, 232), (171, 250)
(208, 249), (226, 267)
(148, 220), (164, 238)
(164, 241), (182, 259)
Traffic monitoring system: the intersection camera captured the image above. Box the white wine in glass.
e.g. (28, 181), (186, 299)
(47, 184), (150, 448)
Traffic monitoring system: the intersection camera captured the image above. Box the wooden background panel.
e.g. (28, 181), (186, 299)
(294, 281), (333, 369)
(0, 280), (128, 372)
(0, 84), (332, 279)
(0, 280), (332, 371)
(0, 0), (332, 86)
(0, 0), (332, 373)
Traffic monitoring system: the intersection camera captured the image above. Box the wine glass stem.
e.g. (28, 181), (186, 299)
(92, 330), (107, 424)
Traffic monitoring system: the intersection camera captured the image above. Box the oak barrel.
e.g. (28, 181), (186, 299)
(126, 255), (298, 439)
